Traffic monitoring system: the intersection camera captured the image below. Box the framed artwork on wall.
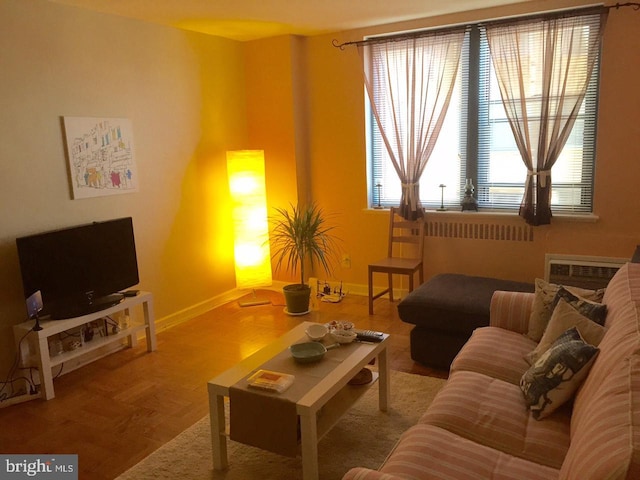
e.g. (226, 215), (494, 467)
(63, 116), (139, 199)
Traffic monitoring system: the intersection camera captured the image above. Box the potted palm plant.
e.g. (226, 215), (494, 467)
(270, 202), (339, 314)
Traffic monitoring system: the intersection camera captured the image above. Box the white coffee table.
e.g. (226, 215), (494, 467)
(207, 321), (390, 480)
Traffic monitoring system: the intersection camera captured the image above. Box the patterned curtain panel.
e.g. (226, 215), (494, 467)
(485, 10), (605, 226)
(359, 30), (465, 220)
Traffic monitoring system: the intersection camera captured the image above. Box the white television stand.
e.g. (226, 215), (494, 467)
(13, 291), (156, 400)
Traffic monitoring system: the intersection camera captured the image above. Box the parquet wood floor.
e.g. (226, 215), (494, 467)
(0, 290), (446, 479)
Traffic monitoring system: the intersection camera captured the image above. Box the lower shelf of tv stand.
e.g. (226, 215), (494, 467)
(13, 291), (156, 400)
(48, 323), (148, 368)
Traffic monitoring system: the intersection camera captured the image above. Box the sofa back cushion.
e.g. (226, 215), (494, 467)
(560, 263), (640, 479)
(560, 354), (640, 479)
(573, 263), (640, 422)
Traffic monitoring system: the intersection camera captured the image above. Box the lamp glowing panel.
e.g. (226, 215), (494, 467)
(227, 150), (272, 306)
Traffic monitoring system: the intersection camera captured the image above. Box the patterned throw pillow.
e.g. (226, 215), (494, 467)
(525, 298), (606, 364)
(553, 286), (607, 325)
(520, 327), (599, 420)
(527, 279), (606, 342)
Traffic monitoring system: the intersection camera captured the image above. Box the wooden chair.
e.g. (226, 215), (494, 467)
(368, 207), (425, 315)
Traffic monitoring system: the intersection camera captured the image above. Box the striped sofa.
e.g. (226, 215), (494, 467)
(343, 262), (640, 480)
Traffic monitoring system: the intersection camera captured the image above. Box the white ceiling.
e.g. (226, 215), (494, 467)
(47, 0), (534, 41)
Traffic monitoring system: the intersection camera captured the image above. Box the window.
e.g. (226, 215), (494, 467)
(369, 11), (601, 214)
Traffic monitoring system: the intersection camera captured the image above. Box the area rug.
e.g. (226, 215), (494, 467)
(117, 371), (446, 480)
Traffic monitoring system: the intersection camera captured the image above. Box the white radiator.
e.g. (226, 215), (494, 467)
(425, 220), (534, 242)
(545, 254), (628, 289)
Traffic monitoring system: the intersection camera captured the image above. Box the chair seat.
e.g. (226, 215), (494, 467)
(369, 257), (422, 271)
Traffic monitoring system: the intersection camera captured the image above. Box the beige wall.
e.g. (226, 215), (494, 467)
(243, 35), (315, 283)
(0, 0), (248, 373)
(244, 37), (302, 216)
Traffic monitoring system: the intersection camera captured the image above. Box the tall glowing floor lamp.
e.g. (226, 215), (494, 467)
(227, 150), (272, 307)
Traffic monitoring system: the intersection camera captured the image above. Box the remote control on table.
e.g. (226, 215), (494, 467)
(356, 330), (385, 342)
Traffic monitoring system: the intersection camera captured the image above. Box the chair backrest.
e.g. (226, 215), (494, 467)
(387, 207), (425, 260)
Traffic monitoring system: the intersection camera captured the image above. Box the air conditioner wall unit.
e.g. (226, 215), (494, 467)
(545, 254), (629, 290)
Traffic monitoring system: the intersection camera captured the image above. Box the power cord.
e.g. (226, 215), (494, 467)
(53, 363), (64, 380)
(104, 315), (120, 333)
(59, 330), (82, 339)
(0, 329), (36, 403)
(1, 320), (68, 406)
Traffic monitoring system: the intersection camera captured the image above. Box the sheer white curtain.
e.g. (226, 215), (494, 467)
(359, 30), (465, 220)
(485, 12), (605, 225)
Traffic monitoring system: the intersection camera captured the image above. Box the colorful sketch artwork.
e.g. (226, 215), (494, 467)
(63, 116), (139, 199)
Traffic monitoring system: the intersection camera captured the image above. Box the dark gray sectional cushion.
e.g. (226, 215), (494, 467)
(398, 273), (534, 335)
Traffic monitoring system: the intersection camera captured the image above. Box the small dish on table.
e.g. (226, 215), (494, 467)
(326, 320), (354, 331)
(330, 329), (357, 344)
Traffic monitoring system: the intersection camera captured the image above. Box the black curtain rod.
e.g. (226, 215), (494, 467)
(332, 25), (469, 50)
(613, 2), (640, 9)
(332, 3), (639, 50)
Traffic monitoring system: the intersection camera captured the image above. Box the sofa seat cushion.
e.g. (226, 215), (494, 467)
(398, 273), (534, 334)
(451, 326), (537, 384)
(419, 370), (570, 469)
(342, 424), (560, 480)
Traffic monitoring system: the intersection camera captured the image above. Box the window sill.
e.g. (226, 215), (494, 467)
(364, 207), (599, 223)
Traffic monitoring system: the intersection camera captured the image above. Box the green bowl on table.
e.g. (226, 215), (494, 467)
(289, 342), (339, 363)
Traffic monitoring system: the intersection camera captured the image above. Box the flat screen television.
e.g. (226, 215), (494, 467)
(16, 217), (139, 320)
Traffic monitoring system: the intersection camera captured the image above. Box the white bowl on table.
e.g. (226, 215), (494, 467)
(306, 324), (328, 341)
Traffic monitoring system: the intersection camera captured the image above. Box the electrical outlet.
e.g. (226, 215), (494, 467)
(341, 253), (351, 269)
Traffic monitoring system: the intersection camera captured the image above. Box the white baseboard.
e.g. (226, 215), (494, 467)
(153, 288), (244, 333)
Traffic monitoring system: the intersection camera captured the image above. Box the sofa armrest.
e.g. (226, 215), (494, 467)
(489, 290), (535, 335)
(342, 468), (402, 480)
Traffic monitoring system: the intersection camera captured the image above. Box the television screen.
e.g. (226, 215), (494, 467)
(16, 217), (139, 319)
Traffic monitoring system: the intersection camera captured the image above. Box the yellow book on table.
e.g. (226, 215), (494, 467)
(247, 369), (295, 393)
